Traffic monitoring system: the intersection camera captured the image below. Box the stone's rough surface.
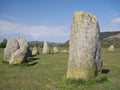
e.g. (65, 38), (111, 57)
(67, 11), (102, 80)
(108, 45), (114, 51)
(4, 38), (19, 62)
(9, 47), (28, 64)
(43, 41), (50, 54)
(4, 37), (29, 64)
(17, 37), (28, 48)
(9, 37), (28, 64)
(53, 47), (59, 54)
(32, 46), (39, 55)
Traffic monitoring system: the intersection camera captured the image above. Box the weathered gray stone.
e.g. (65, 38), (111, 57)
(32, 46), (39, 55)
(17, 37), (28, 48)
(43, 41), (50, 54)
(9, 47), (28, 64)
(108, 45), (114, 51)
(4, 38), (19, 62)
(53, 47), (59, 54)
(9, 37), (28, 64)
(67, 11), (102, 80)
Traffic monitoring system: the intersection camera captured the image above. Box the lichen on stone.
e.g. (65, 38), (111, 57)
(67, 11), (102, 80)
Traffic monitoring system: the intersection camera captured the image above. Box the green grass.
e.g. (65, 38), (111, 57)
(0, 48), (120, 90)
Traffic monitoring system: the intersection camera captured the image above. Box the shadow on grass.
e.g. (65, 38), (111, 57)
(102, 69), (110, 74)
(26, 57), (40, 66)
(28, 57), (40, 62)
(21, 57), (40, 66)
(27, 62), (38, 66)
(32, 55), (37, 57)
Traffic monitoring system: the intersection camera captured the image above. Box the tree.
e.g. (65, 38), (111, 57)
(0, 39), (7, 48)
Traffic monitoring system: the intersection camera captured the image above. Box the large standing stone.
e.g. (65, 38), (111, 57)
(9, 37), (28, 64)
(67, 11), (102, 80)
(53, 47), (59, 54)
(3, 38), (19, 62)
(43, 41), (50, 54)
(32, 46), (39, 55)
(108, 45), (114, 51)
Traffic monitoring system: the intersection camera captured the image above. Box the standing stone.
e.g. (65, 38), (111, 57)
(9, 37), (28, 64)
(108, 45), (114, 51)
(67, 11), (102, 80)
(53, 47), (59, 54)
(43, 41), (50, 54)
(32, 46), (39, 55)
(3, 38), (19, 62)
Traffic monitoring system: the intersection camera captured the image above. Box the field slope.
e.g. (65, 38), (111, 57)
(0, 48), (120, 90)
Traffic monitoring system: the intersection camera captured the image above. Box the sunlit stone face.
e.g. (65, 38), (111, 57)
(67, 11), (102, 80)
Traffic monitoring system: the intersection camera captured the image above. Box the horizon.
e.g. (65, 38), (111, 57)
(0, 0), (120, 42)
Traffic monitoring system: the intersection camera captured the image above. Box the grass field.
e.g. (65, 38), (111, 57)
(0, 48), (120, 90)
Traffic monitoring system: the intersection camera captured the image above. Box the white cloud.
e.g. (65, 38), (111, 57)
(112, 17), (120, 25)
(0, 20), (69, 41)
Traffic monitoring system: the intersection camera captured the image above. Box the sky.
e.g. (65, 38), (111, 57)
(0, 0), (120, 42)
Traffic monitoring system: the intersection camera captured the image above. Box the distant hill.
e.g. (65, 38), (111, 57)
(103, 33), (120, 41)
(63, 31), (120, 48)
(28, 31), (120, 48)
(101, 31), (120, 47)
(100, 31), (120, 40)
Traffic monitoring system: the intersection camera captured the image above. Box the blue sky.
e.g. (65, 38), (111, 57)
(0, 0), (120, 42)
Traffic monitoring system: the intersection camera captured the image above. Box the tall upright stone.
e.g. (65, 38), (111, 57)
(43, 41), (50, 54)
(67, 11), (102, 80)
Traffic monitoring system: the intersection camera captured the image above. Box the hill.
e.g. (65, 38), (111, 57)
(101, 31), (120, 47)
(27, 31), (120, 48)
(62, 31), (120, 48)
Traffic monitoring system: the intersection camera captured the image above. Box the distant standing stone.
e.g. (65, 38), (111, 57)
(53, 47), (59, 54)
(67, 11), (102, 80)
(32, 46), (39, 55)
(108, 45), (114, 51)
(43, 41), (50, 54)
